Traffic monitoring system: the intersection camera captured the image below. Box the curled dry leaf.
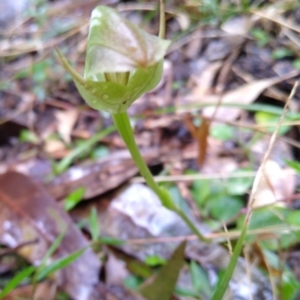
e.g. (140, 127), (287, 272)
(221, 15), (254, 36)
(202, 77), (285, 122)
(0, 172), (101, 300)
(185, 71), (299, 122)
(252, 159), (296, 208)
(54, 109), (79, 144)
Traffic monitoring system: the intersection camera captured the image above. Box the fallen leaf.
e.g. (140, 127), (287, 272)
(43, 139), (68, 157)
(221, 15), (253, 35)
(184, 71), (299, 122)
(0, 172), (101, 300)
(55, 109), (78, 143)
(202, 77), (284, 121)
(46, 150), (142, 200)
(138, 241), (186, 300)
(191, 61), (222, 97)
(252, 160), (296, 208)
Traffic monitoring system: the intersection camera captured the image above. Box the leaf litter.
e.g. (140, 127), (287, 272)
(0, 0), (300, 299)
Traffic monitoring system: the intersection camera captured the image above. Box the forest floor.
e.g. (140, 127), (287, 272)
(1, 0), (300, 299)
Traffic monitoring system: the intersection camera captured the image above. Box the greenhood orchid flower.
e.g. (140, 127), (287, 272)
(56, 3), (208, 245)
(56, 5), (171, 113)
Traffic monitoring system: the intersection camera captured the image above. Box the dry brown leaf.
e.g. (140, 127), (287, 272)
(221, 15), (254, 35)
(201, 73), (297, 122)
(191, 61), (222, 96)
(43, 139), (68, 157)
(184, 114), (209, 166)
(252, 160), (296, 208)
(45, 150), (142, 200)
(0, 172), (101, 300)
(184, 28), (203, 59)
(55, 109), (78, 143)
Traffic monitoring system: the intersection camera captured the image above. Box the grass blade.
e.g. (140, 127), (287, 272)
(0, 266), (35, 298)
(37, 248), (85, 281)
(211, 225), (247, 300)
(55, 125), (115, 174)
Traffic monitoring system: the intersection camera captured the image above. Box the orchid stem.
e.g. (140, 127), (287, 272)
(112, 112), (208, 242)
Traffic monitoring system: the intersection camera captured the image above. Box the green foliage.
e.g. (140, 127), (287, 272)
(251, 28), (269, 47)
(206, 194), (243, 221)
(210, 124), (234, 141)
(211, 225), (247, 300)
(286, 160), (300, 174)
(19, 129), (40, 144)
(0, 266), (35, 298)
(97, 236), (125, 246)
(167, 185), (189, 212)
(89, 207), (100, 242)
(145, 255), (166, 267)
(226, 168), (253, 195)
(0, 231), (85, 297)
(37, 248), (85, 281)
(64, 187), (85, 211)
(272, 48), (293, 60)
(123, 275), (144, 290)
(293, 59), (300, 69)
(53, 125), (115, 175)
(255, 111), (291, 134)
(190, 260), (212, 298)
(237, 206), (299, 250)
(191, 175), (244, 222)
(91, 145), (110, 160)
(262, 249), (300, 300)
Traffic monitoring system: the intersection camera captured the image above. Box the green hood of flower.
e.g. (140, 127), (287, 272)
(56, 6), (171, 113)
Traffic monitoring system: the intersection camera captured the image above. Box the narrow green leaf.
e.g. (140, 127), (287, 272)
(98, 236), (124, 246)
(139, 241), (186, 300)
(206, 195), (243, 221)
(32, 230), (68, 284)
(211, 225), (247, 300)
(286, 160), (300, 174)
(64, 187), (85, 211)
(37, 248), (85, 281)
(145, 255), (166, 267)
(190, 260), (211, 297)
(43, 230), (67, 264)
(54, 125), (115, 174)
(89, 207), (100, 242)
(0, 266), (35, 298)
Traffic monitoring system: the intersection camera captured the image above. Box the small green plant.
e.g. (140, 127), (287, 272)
(251, 28), (269, 47)
(0, 231), (84, 298)
(64, 187), (85, 211)
(55, 2), (266, 299)
(56, 2), (207, 245)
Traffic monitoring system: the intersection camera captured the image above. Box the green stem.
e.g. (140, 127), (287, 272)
(112, 112), (208, 242)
